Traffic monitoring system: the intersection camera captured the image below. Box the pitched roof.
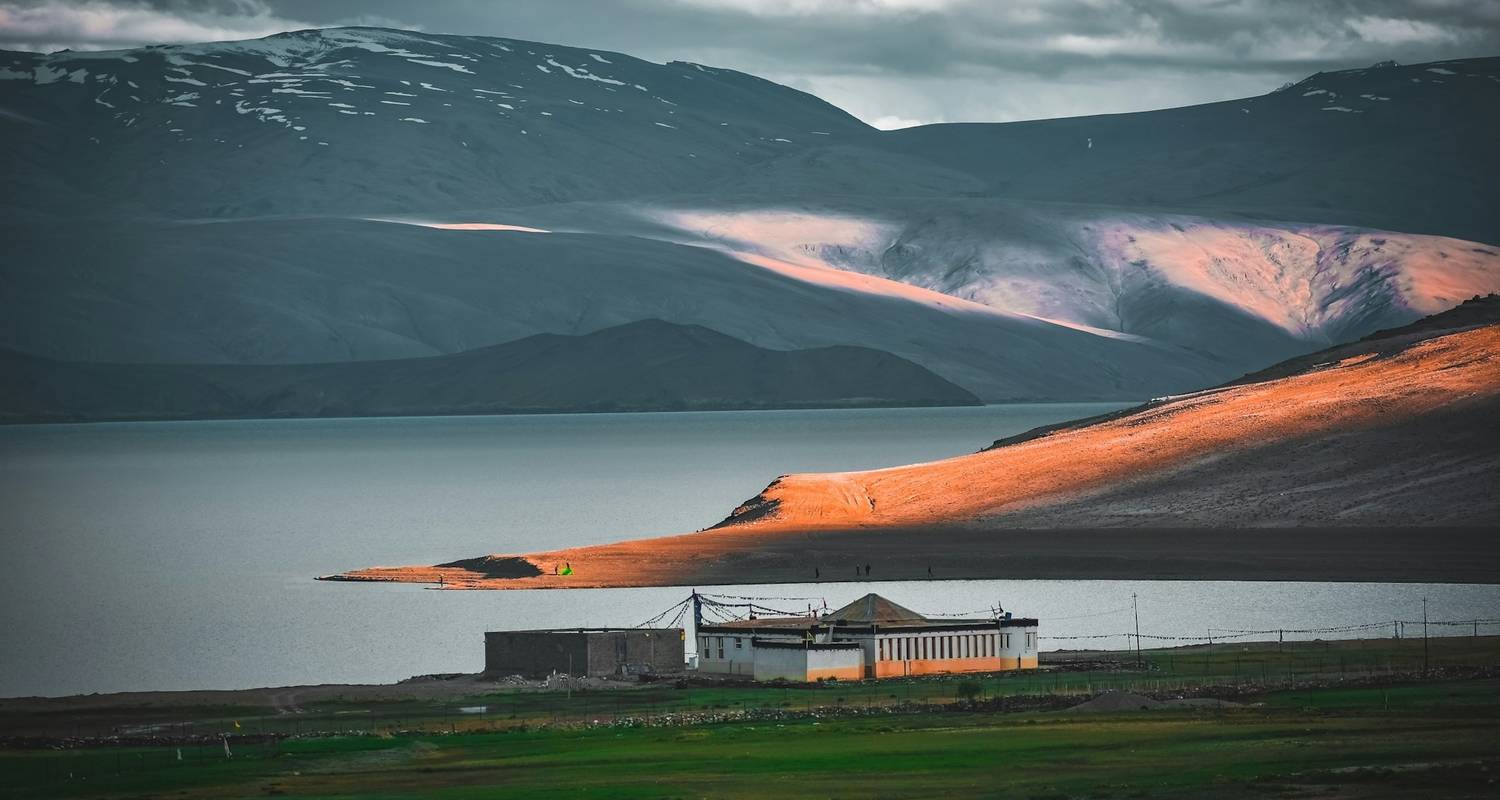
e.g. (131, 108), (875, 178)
(823, 593), (927, 624)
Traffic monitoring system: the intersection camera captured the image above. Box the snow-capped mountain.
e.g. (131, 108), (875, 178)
(2, 28), (1497, 403)
(0, 27), (870, 218)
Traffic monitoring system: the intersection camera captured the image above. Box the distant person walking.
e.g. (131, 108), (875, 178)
(814, 567), (820, 580)
(864, 564), (871, 576)
(927, 565), (933, 578)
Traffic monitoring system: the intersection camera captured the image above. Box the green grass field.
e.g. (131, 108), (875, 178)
(4, 637), (1499, 799)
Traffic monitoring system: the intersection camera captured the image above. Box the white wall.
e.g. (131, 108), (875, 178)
(998, 624), (1039, 666)
(752, 645), (808, 682)
(695, 632), (756, 675)
(753, 645), (863, 682)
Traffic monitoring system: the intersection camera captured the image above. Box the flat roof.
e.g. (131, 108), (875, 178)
(699, 617), (1036, 634)
(486, 627), (681, 634)
(752, 638), (862, 650)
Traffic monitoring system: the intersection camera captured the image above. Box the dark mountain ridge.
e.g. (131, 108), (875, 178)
(878, 58), (1500, 245)
(0, 319), (982, 423)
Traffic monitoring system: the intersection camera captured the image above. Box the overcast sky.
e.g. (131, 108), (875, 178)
(2, 0), (1497, 127)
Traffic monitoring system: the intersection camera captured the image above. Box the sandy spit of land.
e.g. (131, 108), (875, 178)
(325, 323), (1500, 589)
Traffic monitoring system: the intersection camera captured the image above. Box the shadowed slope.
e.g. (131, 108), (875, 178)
(324, 298), (1500, 588)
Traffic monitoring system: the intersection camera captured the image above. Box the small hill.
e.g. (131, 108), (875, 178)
(0, 319), (980, 423)
(324, 299), (1500, 589)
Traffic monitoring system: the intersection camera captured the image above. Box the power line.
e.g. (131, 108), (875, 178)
(1040, 606), (1132, 622)
(701, 592), (825, 602)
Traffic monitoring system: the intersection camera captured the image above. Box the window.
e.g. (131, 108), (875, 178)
(1026, 632), (1036, 651)
(717, 637), (725, 660)
(735, 638), (742, 649)
(1002, 633), (1011, 650)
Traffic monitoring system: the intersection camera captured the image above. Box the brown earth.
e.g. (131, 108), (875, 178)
(325, 304), (1500, 590)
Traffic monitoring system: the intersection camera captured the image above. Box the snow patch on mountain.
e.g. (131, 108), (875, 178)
(642, 205), (1500, 351)
(372, 219), (552, 233)
(647, 208), (1028, 321)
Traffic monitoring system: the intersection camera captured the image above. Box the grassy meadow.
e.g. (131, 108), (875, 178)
(3, 636), (1499, 798)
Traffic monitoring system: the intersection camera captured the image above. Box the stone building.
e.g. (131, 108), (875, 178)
(483, 628), (684, 678)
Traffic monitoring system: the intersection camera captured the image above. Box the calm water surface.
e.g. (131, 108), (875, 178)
(2, 405), (1495, 697)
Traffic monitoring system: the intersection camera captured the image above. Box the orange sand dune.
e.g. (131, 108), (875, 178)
(326, 319), (1500, 589)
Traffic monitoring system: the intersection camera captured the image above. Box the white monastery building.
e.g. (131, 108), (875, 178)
(694, 593), (1039, 682)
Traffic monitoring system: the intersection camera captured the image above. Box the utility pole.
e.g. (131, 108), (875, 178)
(1422, 597), (1430, 673)
(1132, 593), (1142, 669)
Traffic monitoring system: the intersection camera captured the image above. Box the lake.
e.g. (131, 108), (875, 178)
(2, 405), (1495, 697)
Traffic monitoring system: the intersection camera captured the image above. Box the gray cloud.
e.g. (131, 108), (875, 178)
(0, 0), (313, 52)
(2, 0), (1496, 124)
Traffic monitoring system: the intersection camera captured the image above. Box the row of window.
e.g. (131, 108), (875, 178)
(698, 631), (1038, 663)
(878, 631), (1035, 661)
(879, 632), (1000, 662)
(698, 636), (743, 660)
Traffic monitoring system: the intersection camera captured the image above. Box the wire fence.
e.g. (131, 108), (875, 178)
(642, 591), (1500, 651)
(1042, 618), (1500, 647)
